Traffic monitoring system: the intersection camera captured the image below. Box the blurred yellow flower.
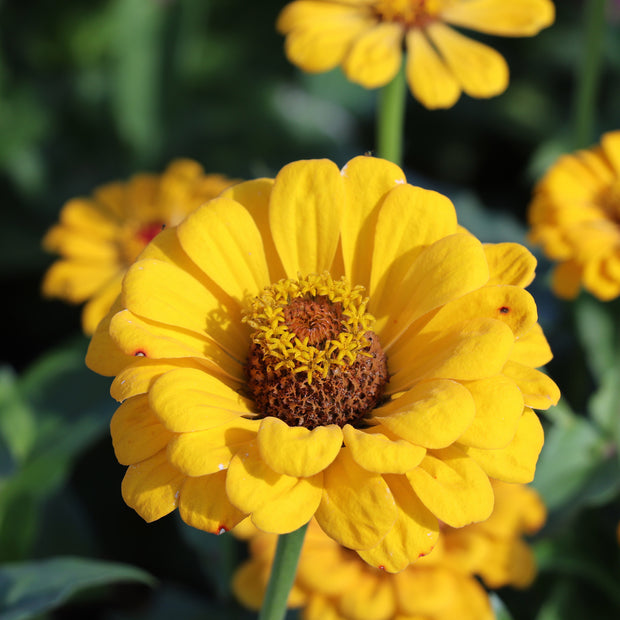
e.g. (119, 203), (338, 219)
(86, 155), (558, 571)
(529, 131), (620, 301)
(42, 160), (237, 334)
(277, 0), (555, 109)
(233, 481), (546, 619)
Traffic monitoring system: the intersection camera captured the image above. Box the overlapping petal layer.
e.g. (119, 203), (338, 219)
(43, 160), (237, 334)
(232, 480), (545, 618)
(277, 0), (554, 108)
(88, 155), (557, 572)
(529, 130), (620, 301)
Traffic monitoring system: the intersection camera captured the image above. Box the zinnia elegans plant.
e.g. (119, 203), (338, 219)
(233, 482), (546, 620)
(528, 130), (620, 301)
(276, 0), (555, 109)
(86, 155), (559, 574)
(42, 159), (237, 334)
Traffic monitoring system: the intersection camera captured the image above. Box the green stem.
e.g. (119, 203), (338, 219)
(258, 523), (309, 620)
(376, 64), (407, 166)
(573, 0), (607, 149)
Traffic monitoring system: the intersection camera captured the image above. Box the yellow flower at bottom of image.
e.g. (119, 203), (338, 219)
(277, 0), (555, 109)
(86, 155), (559, 572)
(233, 481), (546, 620)
(42, 159), (237, 334)
(528, 130), (620, 301)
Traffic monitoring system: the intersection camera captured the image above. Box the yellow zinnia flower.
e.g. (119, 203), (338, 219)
(277, 0), (555, 109)
(233, 481), (546, 619)
(86, 156), (559, 572)
(529, 131), (620, 301)
(42, 159), (237, 334)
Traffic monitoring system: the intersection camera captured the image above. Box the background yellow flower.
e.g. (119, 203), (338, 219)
(233, 481), (545, 620)
(42, 160), (237, 334)
(86, 155), (558, 572)
(528, 130), (620, 301)
(277, 0), (555, 108)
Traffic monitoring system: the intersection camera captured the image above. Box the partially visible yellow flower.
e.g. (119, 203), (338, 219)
(86, 155), (559, 572)
(529, 131), (620, 301)
(42, 160), (237, 334)
(277, 0), (555, 109)
(233, 481), (546, 620)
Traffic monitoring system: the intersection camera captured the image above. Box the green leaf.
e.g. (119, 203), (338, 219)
(0, 367), (36, 464)
(574, 295), (616, 381)
(589, 362), (620, 446)
(533, 403), (607, 512)
(109, 0), (166, 159)
(0, 557), (154, 620)
(490, 593), (515, 620)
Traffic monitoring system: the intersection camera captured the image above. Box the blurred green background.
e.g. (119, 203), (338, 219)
(2, 0), (620, 618)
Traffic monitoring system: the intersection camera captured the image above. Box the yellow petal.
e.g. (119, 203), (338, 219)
(109, 309), (242, 381)
(81, 272), (124, 335)
(85, 298), (133, 376)
(427, 23), (509, 99)
(406, 445), (494, 527)
(502, 361), (560, 409)
(343, 22), (403, 88)
(457, 376), (524, 449)
(511, 323), (553, 367)
(315, 449), (397, 550)
(369, 184), (458, 305)
(389, 318), (515, 393)
(232, 560), (267, 611)
(122, 258), (248, 362)
(226, 442), (321, 532)
(269, 159), (344, 277)
(53, 197), (119, 238)
(176, 197), (270, 301)
(343, 424), (426, 473)
(43, 225), (118, 261)
(257, 417), (343, 477)
(149, 368), (255, 432)
(373, 379), (475, 449)
(460, 407), (544, 483)
(111, 358), (209, 401)
(484, 243), (537, 287)
(42, 259), (119, 303)
(121, 450), (185, 522)
(251, 473), (323, 534)
(168, 418), (258, 476)
(357, 473), (439, 572)
(277, 2), (373, 73)
(340, 155), (406, 289)
(375, 233), (490, 347)
(221, 178), (285, 282)
(442, 0), (555, 36)
(394, 566), (458, 616)
(405, 29), (461, 109)
(111, 394), (174, 465)
(552, 260), (583, 299)
(178, 471), (246, 534)
(339, 570), (396, 620)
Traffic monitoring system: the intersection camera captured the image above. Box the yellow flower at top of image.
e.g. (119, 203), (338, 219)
(529, 131), (620, 301)
(42, 160), (238, 334)
(86, 155), (559, 572)
(233, 481), (546, 620)
(277, 0), (555, 109)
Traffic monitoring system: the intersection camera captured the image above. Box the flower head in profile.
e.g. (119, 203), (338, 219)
(277, 0), (555, 109)
(42, 159), (237, 334)
(529, 131), (620, 301)
(87, 155), (559, 572)
(233, 481), (546, 619)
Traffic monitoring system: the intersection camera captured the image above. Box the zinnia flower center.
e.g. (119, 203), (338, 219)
(244, 273), (389, 430)
(373, 0), (442, 27)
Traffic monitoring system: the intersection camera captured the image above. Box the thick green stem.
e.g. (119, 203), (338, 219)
(376, 65), (407, 166)
(258, 523), (309, 620)
(573, 0), (607, 149)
